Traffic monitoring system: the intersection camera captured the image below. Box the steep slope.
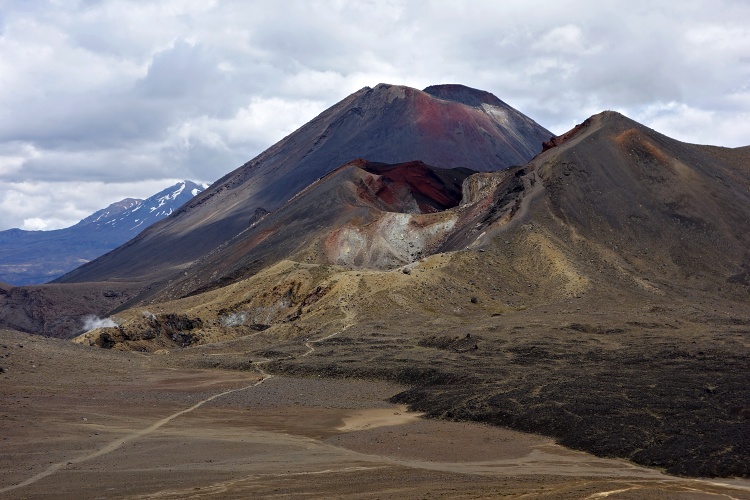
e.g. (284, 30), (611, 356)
(0, 181), (204, 285)
(56, 84), (551, 286)
(530, 111), (750, 292)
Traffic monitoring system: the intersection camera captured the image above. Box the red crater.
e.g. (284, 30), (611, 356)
(358, 160), (474, 213)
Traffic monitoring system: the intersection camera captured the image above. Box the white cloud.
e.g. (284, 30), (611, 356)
(632, 101), (750, 147)
(173, 97), (327, 151)
(0, 0), (749, 230)
(685, 24), (750, 54)
(22, 218), (59, 231)
(534, 24), (602, 56)
(0, 142), (38, 177)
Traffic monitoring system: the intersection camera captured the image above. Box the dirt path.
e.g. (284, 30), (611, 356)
(0, 374), (271, 495)
(301, 289), (356, 357)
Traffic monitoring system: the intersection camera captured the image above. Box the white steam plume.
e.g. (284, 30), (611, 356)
(82, 315), (118, 331)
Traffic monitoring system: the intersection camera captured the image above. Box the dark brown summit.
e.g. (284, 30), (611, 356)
(535, 110), (750, 284)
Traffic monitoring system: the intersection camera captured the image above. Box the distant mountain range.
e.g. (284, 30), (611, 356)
(0, 181), (204, 285)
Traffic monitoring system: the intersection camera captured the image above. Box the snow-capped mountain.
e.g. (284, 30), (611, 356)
(0, 181), (205, 286)
(76, 198), (143, 228)
(76, 181), (205, 232)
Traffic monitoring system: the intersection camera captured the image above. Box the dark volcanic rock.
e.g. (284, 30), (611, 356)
(93, 313), (204, 349)
(535, 111), (750, 285)
(423, 83), (505, 107)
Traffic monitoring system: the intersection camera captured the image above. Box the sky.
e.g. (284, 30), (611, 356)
(1, 0), (748, 231)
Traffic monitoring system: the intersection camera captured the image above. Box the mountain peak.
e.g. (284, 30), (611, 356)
(541, 110), (669, 153)
(121, 180), (204, 231)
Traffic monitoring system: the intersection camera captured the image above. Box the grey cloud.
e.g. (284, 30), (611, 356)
(0, 95), (164, 148)
(134, 42), (223, 101)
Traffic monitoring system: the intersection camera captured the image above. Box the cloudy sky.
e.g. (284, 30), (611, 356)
(1, 0), (748, 231)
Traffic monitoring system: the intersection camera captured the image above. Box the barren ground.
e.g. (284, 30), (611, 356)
(2, 329), (748, 499)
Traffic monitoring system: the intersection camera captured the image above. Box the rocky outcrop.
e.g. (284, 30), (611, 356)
(0, 283), (134, 339)
(460, 173), (506, 206)
(81, 313), (204, 349)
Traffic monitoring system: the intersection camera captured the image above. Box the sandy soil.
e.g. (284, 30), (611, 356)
(334, 406), (423, 432)
(1, 329), (749, 499)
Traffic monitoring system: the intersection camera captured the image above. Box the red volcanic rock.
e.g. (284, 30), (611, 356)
(134, 158), (478, 298)
(360, 160), (471, 213)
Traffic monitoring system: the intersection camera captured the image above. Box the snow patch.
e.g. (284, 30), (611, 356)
(170, 183), (186, 199)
